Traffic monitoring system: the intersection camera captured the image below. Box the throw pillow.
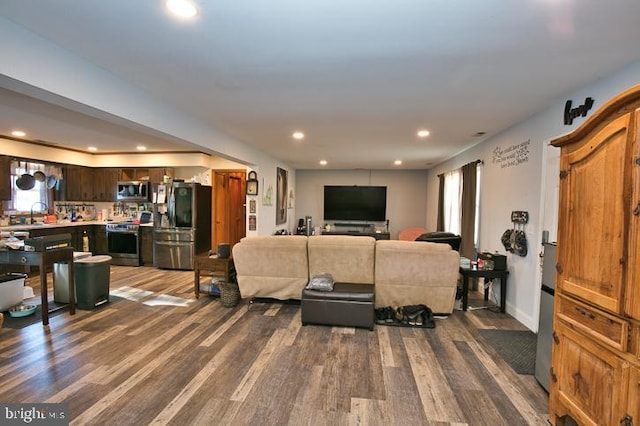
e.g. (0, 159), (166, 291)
(306, 273), (335, 292)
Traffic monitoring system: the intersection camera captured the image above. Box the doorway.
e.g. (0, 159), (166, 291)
(213, 170), (246, 251)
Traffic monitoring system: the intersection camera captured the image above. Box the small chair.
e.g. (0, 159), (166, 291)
(416, 232), (462, 252)
(398, 227), (429, 241)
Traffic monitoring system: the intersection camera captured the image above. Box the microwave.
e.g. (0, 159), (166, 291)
(116, 181), (150, 201)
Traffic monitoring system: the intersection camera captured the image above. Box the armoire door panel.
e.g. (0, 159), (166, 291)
(554, 322), (627, 426)
(559, 114), (631, 314)
(625, 108), (640, 320)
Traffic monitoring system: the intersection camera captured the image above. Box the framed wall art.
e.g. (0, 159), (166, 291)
(276, 167), (288, 225)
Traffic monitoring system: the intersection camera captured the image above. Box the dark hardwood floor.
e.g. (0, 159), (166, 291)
(0, 266), (549, 425)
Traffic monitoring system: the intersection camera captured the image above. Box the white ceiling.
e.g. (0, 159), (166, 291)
(2, 0), (640, 169)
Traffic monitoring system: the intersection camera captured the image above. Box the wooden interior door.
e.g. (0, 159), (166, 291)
(228, 175), (245, 246)
(214, 172), (229, 248)
(212, 171), (246, 251)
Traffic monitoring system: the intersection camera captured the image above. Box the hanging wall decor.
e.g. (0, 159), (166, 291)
(246, 171), (258, 195)
(501, 210), (529, 257)
(276, 167), (288, 225)
(288, 189), (294, 209)
(262, 180), (273, 206)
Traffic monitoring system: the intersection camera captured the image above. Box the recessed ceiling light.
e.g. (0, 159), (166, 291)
(417, 129), (430, 138)
(319, 160), (327, 166)
(136, 145), (147, 151)
(11, 130), (26, 137)
(166, 0), (198, 18)
(88, 146), (98, 152)
(292, 131), (305, 140)
(394, 160), (402, 166)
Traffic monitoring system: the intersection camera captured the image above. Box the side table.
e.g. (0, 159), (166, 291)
(194, 255), (235, 298)
(0, 248), (76, 326)
(459, 267), (508, 313)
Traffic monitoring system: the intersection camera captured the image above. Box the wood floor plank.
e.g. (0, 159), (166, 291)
(404, 334), (465, 423)
(376, 325), (396, 367)
(230, 328), (287, 402)
(199, 305), (249, 347)
(0, 266), (548, 424)
(464, 339), (549, 425)
(70, 324), (205, 425)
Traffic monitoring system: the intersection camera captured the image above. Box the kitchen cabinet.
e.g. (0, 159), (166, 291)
(58, 166), (94, 201)
(549, 86), (640, 425)
(120, 167), (173, 182)
(93, 225), (108, 255)
(140, 225), (153, 265)
(54, 166), (175, 202)
(149, 167), (173, 183)
(0, 155), (11, 201)
(93, 168), (120, 201)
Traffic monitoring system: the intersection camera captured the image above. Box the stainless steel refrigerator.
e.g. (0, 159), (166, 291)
(535, 242), (556, 392)
(153, 182), (212, 270)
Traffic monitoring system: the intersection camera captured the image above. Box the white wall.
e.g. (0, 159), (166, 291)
(245, 162), (297, 236)
(296, 169), (428, 238)
(427, 59), (640, 331)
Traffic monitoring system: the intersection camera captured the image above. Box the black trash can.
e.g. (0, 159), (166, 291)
(75, 255), (112, 310)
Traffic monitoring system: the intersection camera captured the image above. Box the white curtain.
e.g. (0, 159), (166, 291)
(443, 168), (462, 235)
(10, 161), (51, 212)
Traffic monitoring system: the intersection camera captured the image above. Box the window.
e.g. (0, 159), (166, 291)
(442, 165), (482, 250)
(10, 161), (50, 213)
(443, 169), (462, 235)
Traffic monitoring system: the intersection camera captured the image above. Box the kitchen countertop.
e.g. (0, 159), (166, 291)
(0, 219), (153, 232)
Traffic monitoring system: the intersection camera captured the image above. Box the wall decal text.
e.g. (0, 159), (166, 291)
(492, 139), (530, 169)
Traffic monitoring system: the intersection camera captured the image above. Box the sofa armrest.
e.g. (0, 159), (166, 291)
(374, 240), (460, 314)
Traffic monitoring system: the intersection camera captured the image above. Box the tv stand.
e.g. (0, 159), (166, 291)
(321, 230), (390, 240)
(334, 222), (372, 228)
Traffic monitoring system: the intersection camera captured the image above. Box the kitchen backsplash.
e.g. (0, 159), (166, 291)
(0, 201), (153, 226)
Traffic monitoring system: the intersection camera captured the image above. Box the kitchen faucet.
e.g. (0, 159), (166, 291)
(30, 202), (48, 224)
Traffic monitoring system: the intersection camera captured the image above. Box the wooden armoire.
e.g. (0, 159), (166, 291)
(549, 85), (640, 425)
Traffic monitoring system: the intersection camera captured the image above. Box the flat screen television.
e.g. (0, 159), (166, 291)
(323, 185), (387, 222)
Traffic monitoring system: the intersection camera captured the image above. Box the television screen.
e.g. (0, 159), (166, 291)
(323, 186), (387, 221)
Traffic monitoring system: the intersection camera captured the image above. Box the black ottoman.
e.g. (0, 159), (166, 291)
(301, 282), (375, 330)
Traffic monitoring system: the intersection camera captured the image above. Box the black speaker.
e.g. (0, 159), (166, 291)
(217, 243), (230, 259)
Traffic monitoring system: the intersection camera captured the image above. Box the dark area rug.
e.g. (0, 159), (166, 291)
(478, 329), (537, 375)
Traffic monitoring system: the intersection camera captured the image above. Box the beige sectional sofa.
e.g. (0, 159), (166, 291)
(232, 234), (460, 314)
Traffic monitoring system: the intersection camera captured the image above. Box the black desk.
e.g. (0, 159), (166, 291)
(459, 267), (508, 313)
(0, 248), (76, 325)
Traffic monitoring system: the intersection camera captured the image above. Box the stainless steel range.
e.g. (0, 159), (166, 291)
(106, 221), (141, 266)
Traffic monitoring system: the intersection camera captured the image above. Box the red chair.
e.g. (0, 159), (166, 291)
(398, 227), (429, 241)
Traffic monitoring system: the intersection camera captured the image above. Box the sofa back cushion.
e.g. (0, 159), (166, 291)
(232, 235), (309, 300)
(308, 235), (375, 284)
